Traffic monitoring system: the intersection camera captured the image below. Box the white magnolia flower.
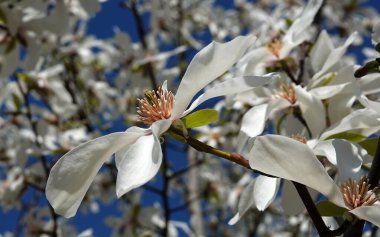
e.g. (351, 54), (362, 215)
(239, 0), (323, 75)
(247, 134), (380, 227)
(229, 135), (371, 224)
(46, 35), (275, 218)
(230, 104), (380, 224)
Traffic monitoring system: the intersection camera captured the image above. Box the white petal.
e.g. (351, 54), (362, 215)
(327, 93), (356, 124)
(358, 94), (380, 114)
(313, 32), (358, 80)
(240, 47), (272, 74)
(228, 179), (256, 225)
(295, 86), (325, 137)
(116, 127), (163, 197)
(333, 140), (366, 183)
(171, 35), (254, 119)
(360, 74), (380, 95)
(253, 176), (279, 211)
(350, 205), (380, 227)
(184, 74), (276, 116)
(312, 140), (337, 165)
(240, 104), (269, 137)
(309, 83), (350, 100)
(320, 108), (380, 140)
(310, 30), (334, 73)
(282, 0), (323, 51)
(237, 100), (287, 161)
(46, 129), (145, 218)
(248, 135), (345, 207)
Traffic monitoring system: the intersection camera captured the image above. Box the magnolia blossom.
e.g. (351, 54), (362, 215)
(238, 0), (322, 75)
(247, 134), (380, 227)
(229, 134), (372, 224)
(45, 35), (277, 218)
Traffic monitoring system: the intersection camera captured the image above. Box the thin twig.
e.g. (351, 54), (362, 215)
(15, 75), (58, 237)
(130, 0), (159, 90)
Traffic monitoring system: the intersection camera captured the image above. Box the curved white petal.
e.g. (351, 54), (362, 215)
(282, 0), (323, 54)
(358, 94), (380, 114)
(171, 35), (254, 119)
(320, 108), (380, 140)
(228, 179), (256, 225)
(310, 30), (334, 73)
(350, 205), (380, 228)
(295, 86), (325, 137)
(248, 135), (345, 207)
(184, 74), (276, 116)
(312, 32), (358, 80)
(240, 47), (272, 74)
(46, 129), (145, 218)
(333, 140), (366, 183)
(327, 93), (356, 124)
(360, 74), (380, 95)
(237, 98), (287, 154)
(241, 103), (269, 137)
(312, 140), (337, 165)
(116, 125), (164, 198)
(253, 175), (279, 211)
(309, 83), (350, 100)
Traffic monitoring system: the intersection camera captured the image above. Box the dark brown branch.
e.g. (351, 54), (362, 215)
(292, 182), (332, 237)
(15, 75), (58, 237)
(130, 0), (159, 90)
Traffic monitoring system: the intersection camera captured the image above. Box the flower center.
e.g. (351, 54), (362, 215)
(289, 134), (307, 144)
(278, 84), (297, 104)
(137, 87), (174, 125)
(266, 38), (283, 58)
(340, 176), (380, 209)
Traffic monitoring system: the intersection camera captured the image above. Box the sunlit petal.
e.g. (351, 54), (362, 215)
(350, 205), (380, 228)
(248, 135), (345, 207)
(228, 180), (256, 225)
(253, 175), (279, 211)
(171, 35), (254, 118)
(46, 129), (145, 218)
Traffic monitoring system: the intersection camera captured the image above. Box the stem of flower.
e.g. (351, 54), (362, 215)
(368, 136), (380, 189)
(167, 126), (282, 180)
(280, 59), (298, 85)
(15, 75), (58, 237)
(292, 182), (333, 237)
(129, 0), (159, 90)
(169, 126), (251, 169)
(169, 127), (352, 236)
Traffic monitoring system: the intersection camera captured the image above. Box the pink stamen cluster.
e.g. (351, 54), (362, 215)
(279, 84), (297, 104)
(137, 87), (174, 125)
(340, 177), (380, 209)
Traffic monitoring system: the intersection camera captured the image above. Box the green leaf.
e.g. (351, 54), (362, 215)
(325, 132), (367, 143)
(316, 200), (347, 217)
(359, 137), (379, 156)
(181, 109), (219, 128)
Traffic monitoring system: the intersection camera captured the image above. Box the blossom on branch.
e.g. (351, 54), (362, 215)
(45, 35), (277, 218)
